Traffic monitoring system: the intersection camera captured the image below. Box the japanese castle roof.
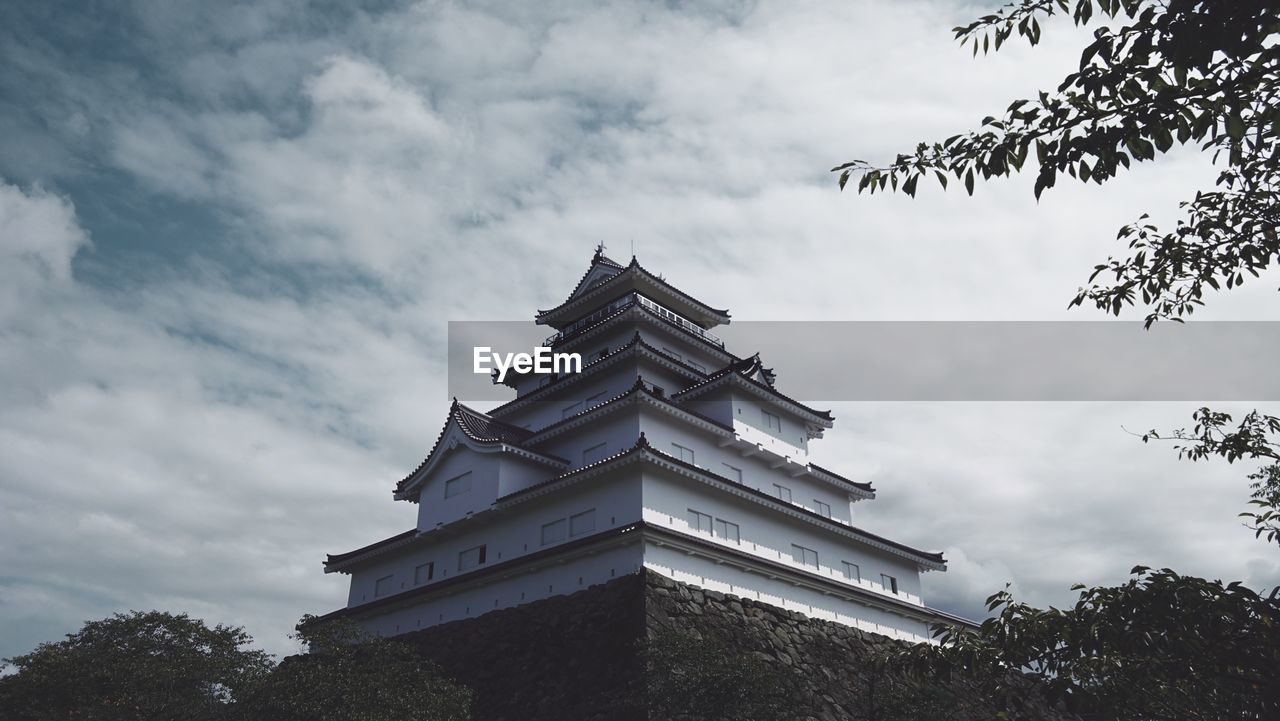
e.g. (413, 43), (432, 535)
(536, 249), (731, 330)
(676, 354), (835, 427)
(393, 400), (568, 502)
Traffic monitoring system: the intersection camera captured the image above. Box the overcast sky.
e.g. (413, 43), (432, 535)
(2, 0), (1278, 661)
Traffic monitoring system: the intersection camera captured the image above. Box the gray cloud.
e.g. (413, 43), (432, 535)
(1, 0), (1277, 660)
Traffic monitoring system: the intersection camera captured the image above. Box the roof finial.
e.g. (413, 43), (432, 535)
(593, 241), (607, 262)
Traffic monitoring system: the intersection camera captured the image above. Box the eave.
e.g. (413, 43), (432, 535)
(537, 258), (731, 330)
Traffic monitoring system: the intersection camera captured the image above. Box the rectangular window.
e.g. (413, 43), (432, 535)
(762, 409), (782, 432)
(458, 545), (487, 571)
(773, 484), (792, 503)
(562, 401), (582, 419)
(569, 509), (596, 536)
(882, 574), (899, 594)
(661, 346), (683, 361)
(814, 500), (832, 518)
(721, 463), (743, 483)
(842, 562), (861, 582)
(584, 390), (609, 406)
(541, 519), (567, 545)
(791, 544), (818, 568)
(688, 359), (706, 372)
(582, 442), (607, 464)
(713, 519), (740, 543)
(374, 575), (395, 597)
(671, 443), (695, 464)
(687, 509), (713, 534)
(414, 562), (435, 584)
(444, 472), (472, 498)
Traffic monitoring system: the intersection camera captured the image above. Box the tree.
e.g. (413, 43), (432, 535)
(0, 611), (272, 721)
(234, 616), (471, 721)
(833, 0), (1279, 327)
(835, 2), (1280, 718)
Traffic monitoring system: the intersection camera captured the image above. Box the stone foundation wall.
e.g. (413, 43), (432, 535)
(398, 570), (979, 721)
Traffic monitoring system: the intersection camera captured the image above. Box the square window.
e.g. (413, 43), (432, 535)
(414, 562), (434, 584)
(773, 484), (792, 503)
(582, 442), (607, 464)
(842, 562), (860, 582)
(570, 509), (596, 536)
(721, 463), (743, 483)
(444, 472), (472, 498)
(762, 409), (782, 432)
(374, 575), (395, 597)
(541, 519), (567, 545)
(714, 519), (740, 543)
(882, 574), (899, 594)
(687, 509), (713, 534)
(671, 443), (695, 464)
(791, 544), (818, 568)
(814, 500), (832, 518)
(458, 545), (486, 571)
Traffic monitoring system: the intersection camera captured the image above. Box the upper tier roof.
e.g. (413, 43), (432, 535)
(537, 250), (731, 330)
(676, 354), (835, 428)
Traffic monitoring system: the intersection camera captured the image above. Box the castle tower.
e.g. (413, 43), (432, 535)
(318, 250), (961, 642)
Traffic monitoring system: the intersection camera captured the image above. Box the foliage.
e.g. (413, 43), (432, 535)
(833, 0), (1280, 327)
(1143, 407), (1280, 546)
(641, 627), (792, 721)
(0, 611), (272, 721)
(233, 616), (471, 721)
(897, 568), (1280, 720)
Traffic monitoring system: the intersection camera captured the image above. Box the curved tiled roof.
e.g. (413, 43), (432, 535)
(676, 354), (835, 425)
(537, 254), (730, 326)
(393, 400), (566, 499)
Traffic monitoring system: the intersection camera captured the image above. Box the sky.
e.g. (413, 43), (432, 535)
(2, 0), (1278, 661)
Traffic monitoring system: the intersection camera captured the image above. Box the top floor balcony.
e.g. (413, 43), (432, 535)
(543, 292), (725, 349)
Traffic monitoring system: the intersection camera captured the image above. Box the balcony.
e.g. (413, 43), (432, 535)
(543, 292), (724, 349)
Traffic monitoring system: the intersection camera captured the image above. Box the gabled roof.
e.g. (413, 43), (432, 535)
(537, 253), (731, 330)
(487, 331), (715, 419)
(676, 354), (835, 428)
(393, 400), (568, 502)
(561, 245), (626, 303)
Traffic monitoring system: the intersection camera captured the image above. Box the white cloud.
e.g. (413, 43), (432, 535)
(1, 0), (1276, 661)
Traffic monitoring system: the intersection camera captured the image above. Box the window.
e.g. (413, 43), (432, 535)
(374, 575), (395, 597)
(585, 390), (609, 406)
(444, 472), (472, 498)
(882, 574), (899, 594)
(842, 562), (861, 582)
(414, 562), (435, 584)
(582, 442), (607, 464)
(570, 509), (596, 536)
(762, 409), (782, 432)
(713, 519), (740, 543)
(661, 346), (683, 361)
(773, 484), (792, 503)
(721, 463), (743, 483)
(814, 499), (832, 518)
(687, 509), (713, 533)
(458, 545), (487, 571)
(562, 401), (582, 419)
(671, 443), (695, 464)
(791, 544), (818, 568)
(688, 359), (706, 372)
(541, 519), (567, 545)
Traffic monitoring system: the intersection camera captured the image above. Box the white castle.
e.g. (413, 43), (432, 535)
(319, 249), (963, 642)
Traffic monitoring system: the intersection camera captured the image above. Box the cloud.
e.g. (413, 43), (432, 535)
(1, 0), (1277, 661)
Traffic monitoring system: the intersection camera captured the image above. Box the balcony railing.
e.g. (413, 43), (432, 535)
(543, 292), (724, 349)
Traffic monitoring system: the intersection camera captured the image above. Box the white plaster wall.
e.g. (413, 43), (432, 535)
(357, 542), (645, 637)
(636, 410), (854, 524)
(639, 470), (923, 604)
(350, 470), (643, 607)
(415, 450), (501, 530)
(643, 544), (932, 643)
